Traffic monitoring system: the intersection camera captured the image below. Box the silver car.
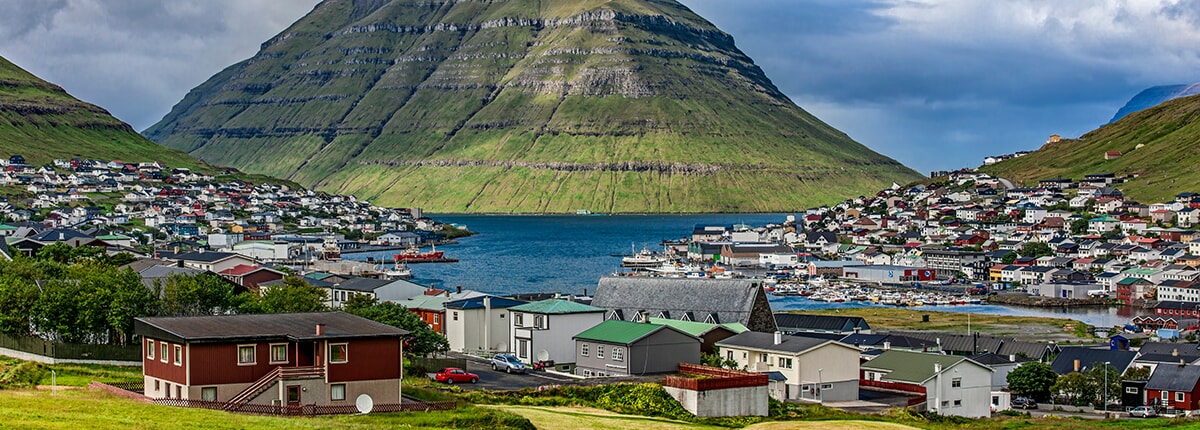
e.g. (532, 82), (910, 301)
(491, 353), (527, 374)
(1129, 406), (1157, 418)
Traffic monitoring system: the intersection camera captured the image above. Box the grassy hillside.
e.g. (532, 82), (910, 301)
(146, 0), (921, 213)
(982, 93), (1200, 202)
(0, 56), (203, 169)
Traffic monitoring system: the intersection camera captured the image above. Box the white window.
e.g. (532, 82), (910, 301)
(330, 343), (348, 363)
(147, 340), (155, 360)
(238, 345), (256, 365)
(331, 384), (346, 401)
(1164, 391), (1170, 401)
(613, 347), (624, 362)
(821, 384), (832, 390)
(581, 343), (589, 357)
(534, 314), (546, 329)
(726, 350), (733, 361)
(270, 344), (288, 364)
(518, 339), (529, 359)
(951, 377), (961, 388)
(173, 345), (182, 366)
(201, 387), (217, 401)
(1126, 387), (1138, 394)
(1178, 392), (1187, 402)
(953, 400), (962, 407)
(161, 343), (169, 363)
(759, 353), (768, 363)
(453, 311), (458, 321)
(597, 345), (605, 359)
(514, 313), (524, 326)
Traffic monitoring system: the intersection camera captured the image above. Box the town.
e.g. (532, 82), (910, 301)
(4, 151), (1200, 425)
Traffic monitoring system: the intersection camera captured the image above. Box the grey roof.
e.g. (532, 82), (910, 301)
(593, 277), (777, 332)
(134, 311), (408, 344)
(896, 331), (1054, 359)
(716, 331), (847, 354)
(775, 313), (869, 333)
(174, 251), (239, 263)
(1050, 347), (1137, 374)
(138, 265), (207, 289)
(336, 277), (393, 292)
(840, 333), (938, 350)
(1146, 364), (1200, 391)
(1137, 341), (1200, 360)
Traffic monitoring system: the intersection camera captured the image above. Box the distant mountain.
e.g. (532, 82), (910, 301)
(0, 55), (201, 168)
(983, 92), (1200, 203)
(145, 0), (921, 213)
(1109, 83), (1200, 123)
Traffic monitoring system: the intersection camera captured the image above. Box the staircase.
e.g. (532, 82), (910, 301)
(223, 366), (324, 411)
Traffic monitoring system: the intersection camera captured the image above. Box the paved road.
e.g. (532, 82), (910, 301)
(425, 355), (576, 391)
(996, 177), (1016, 190)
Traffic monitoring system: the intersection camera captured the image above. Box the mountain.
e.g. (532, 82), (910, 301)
(982, 93), (1200, 203)
(1110, 83), (1200, 123)
(0, 55), (201, 168)
(145, 0), (921, 213)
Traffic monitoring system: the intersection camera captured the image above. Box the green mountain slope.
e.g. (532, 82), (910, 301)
(0, 55), (202, 168)
(146, 0), (921, 213)
(982, 93), (1200, 202)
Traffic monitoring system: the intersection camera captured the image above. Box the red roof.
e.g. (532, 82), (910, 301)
(219, 264), (261, 276)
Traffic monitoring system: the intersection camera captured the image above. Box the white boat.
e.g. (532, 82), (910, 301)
(622, 245), (667, 268)
(378, 262), (413, 280)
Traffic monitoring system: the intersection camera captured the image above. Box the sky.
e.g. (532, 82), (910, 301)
(2, 0), (1199, 175)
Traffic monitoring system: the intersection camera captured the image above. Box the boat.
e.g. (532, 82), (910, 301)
(621, 245), (667, 268)
(378, 262), (413, 280)
(394, 244), (445, 262)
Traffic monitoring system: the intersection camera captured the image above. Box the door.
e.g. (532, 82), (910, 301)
(286, 385), (301, 405)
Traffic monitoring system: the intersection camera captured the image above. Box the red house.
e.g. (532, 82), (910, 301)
(1145, 364), (1200, 412)
(134, 312), (408, 407)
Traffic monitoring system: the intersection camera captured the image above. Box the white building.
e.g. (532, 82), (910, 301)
(508, 299), (606, 365)
(715, 332), (861, 403)
(444, 296), (527, 355)
(862, 350), (994, 418)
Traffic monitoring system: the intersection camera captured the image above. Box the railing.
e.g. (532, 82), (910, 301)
(280, 365), (325, 380)
(664, 363), (769, 391)
(860, 379), (926, 395)
(154, 398), (457, 415)
(224, 367), (283, 409)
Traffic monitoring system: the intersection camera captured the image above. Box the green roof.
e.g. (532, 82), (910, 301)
(862, 350), (978, 384)
(573, 320), (668, 345)
(95, 234), (130, 240)
(647, 318), (748, 337)
(1089, 215), (1118, 222)
(398, 294), (450, 311)
(0, 224), (17, 231)
(1121, 268), (1158, 275)
(509, 298), (604, 314)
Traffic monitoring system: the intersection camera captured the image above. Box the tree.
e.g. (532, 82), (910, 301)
(242, 274), (328, 314)
(1007, 362), (1058, 401)
(1018, 242), (1053, 258)
(1052, 372), (1097, 406)
(1001, 251), (1018, 265)
(1070, 218), (1089, 235)
(342, 295), (448, 357)
(1123, 366), (1151, 381)
(1087, 362), (1121, 408)
(155, 272), (244, 316)
(702, 349), (740, 370)
(0, 274), (39, 336)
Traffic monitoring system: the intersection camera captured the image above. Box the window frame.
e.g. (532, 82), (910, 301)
(597, 345), (605, 359)
(613, 347), (624, 362)
(1178, 391), (1186, 402)
(581, 343), (589, 357)
(201, 387), (217, 401)
(173, 344), (182, 366)
(147, 339), (155, 360)
(331, 383), (346, 401)
(237, 344), (256, 366)
(514, 313), (523, 327)
(329, 343), (349, 364)
(951, 377), (962, 388)
(269, 343), (289, 364)
(161, 343), (169, 363)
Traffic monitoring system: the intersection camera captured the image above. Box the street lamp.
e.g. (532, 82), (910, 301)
(818, 368), (824, 404)
(1104, 361), (1111, 414)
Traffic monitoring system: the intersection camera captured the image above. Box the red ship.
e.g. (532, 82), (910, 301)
(394, 244), (444, 262)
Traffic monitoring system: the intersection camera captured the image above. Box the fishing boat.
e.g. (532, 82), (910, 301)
(621, 245), (667, 268)
(378, 262), (413, 280)
(394, 244), (445, 262)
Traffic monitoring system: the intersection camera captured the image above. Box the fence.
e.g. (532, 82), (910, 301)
(0, 333), (141, 362)
(664, 363), (769, 391)
(153, 398), (457, 416)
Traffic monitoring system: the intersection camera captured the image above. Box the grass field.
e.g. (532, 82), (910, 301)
(795, 308), (1096, 343)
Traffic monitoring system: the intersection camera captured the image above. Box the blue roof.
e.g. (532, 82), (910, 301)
(444, 295), (527, 310)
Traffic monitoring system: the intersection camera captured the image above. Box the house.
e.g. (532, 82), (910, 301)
(443, 295), (527, 355)
(592, 277), (777, 333)
(1049, 347), (1136, 375)
(508, 299), (606, 365)
(773, 313), (870, 335)
(968, 353), (1023, 390)
(572, 320), (701, 377)
(1145, 363), (1200, 412)
(861, 350), (994, 418)
(133, 312), (408, 406)
(648, 317), (747, 354)
(217, 264), (285, 292)
(716, 331), (861, 402)
(171, 251), (257, 273)
(395, 294), (452, 334)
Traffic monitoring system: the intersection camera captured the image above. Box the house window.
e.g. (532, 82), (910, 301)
(270, 344), (288, 364)
(201, 387), (217, 401)
(154, 379), (160, 391)
(173, 345), (182, 366)
(951, 377), (961, 388)
(331, 384), (346, 401)
(434, 314), (439, 324)
(534, 314), (546, 329)
(176, 386), (181, 398)
(147, 340), (155, 360)
(613, 347), (624, 362)
(238, 345), (256, 365)
(821, 384), (832, 390)
(514, 313), (524, 327)
(1126, 387), (1139, 394)
(1164, 391), (1170, 401)
(727, 350), (733, 361)
(1178, 392), (1186, 402)
(953, 400), (962, 407)
(759, 353), (768, 363)
(330, 343), (348, 363)
(453, 312), (458, 321)
(161, 343), (169, 363)
(518, 339), (529, 359)
(581, 343), (589, 357)
(597, 345), (605, 359)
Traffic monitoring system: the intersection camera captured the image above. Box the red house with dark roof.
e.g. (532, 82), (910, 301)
(218, 264), (286, 291)
(134, 312), (408, 407)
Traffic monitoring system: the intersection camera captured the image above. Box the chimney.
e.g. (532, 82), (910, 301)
(1173, 348), (1180, 357)
(774, 331), (783, 345)
(583, 288), (588, 296)
(1074, 359), (1080, 372)
(884, 341), (891, 351)
(554, 292), (561, 299)
(1009, 354), (1016, 362)
(315, 324), (325, 336)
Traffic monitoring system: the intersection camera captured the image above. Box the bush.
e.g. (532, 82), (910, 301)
(0, 361), (48, 389)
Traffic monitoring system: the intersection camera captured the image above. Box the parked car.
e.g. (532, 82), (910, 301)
(431, 367), (478, 384)
(1011, 397), (1038, 409)
(492, 353), (527, 374)
(1129, 406), (1157, 418)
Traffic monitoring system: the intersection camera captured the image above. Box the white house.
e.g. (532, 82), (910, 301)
(715, 332), (861, 403)
(444, 296), (527, 355)
(508, 299), (606, 365)
(861, 350), (994, 418)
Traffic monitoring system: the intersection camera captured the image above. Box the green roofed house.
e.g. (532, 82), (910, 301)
(508, 299), (605, 367)
(572, 320), (701, 377)
(647, 317), (747, 354)
(861, 350), (993, 418)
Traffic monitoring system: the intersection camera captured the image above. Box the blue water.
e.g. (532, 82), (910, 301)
(343, 214), (1145, 328)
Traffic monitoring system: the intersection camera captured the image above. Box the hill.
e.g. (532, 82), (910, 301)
(0, 55), (202, 169)
(1109, 82), (1200, 123)
(144, 0), (921, 213)
(982, 93), (1200, 202)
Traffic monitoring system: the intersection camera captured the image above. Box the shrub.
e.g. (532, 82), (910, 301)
(0, 361), (47, 389)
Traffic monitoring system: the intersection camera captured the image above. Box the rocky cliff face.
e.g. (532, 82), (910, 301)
(145, 0), (922, 213)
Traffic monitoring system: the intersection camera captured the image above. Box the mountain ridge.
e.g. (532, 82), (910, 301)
(146, 0), (921, 213)
(1109, 83), (1200, 123)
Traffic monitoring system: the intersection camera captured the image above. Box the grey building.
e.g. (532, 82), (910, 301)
(572, 320), (701, 377)
(592, 277), (778, 333)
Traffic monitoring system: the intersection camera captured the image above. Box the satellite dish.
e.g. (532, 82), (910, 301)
(355, 394), (374, 414)
(536, 350), (550, 362)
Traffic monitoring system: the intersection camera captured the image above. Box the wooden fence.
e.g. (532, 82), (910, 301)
(664, 363), (769, 391)
(0, 332), (140, 362)
(153, 398), (458, 416)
